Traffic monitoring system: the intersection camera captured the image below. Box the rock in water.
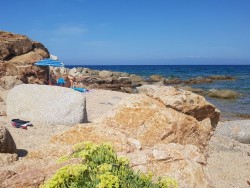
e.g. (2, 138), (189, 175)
(6, 84), (87, 126)
(0, 125), (16, 154)
(207, 89), (239, 99)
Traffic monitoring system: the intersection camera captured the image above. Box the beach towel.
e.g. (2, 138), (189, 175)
(73, 87), (89, 93)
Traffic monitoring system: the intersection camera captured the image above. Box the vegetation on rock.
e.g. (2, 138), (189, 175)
(41, 142), (178, 188)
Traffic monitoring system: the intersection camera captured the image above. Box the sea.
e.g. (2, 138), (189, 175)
(66, 65), (250, 120)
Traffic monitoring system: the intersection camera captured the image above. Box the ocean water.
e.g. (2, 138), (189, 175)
(66, 65), (250, 119)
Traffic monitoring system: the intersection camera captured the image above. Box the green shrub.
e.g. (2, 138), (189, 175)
(41, 141), (178, 188)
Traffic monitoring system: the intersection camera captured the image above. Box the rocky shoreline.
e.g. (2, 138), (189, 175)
(0, 30), (249, 188)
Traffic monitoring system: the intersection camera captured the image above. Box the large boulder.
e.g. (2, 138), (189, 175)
(207, 89), (240, 99)
(6, 84), (87, 126)
(144, 86), (220, 127)
(0, 31), (50, 85)
(0, 125), (16, 154)
(53, 126), (210, 187)
(0, 31), (33, 60)
(95, 94), (213, 150)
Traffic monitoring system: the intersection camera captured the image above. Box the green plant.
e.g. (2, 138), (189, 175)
(41, 142), (178, 188)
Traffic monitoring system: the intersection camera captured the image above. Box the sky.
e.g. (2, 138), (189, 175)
(1, 0), (250, 65)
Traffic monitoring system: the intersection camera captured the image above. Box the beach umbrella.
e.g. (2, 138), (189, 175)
(34, 58), (64, 67)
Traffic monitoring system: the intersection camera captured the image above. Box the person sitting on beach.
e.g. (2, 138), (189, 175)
(67, 75), (75, 88)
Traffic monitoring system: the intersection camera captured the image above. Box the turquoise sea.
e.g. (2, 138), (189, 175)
(66, 65), (250, 120)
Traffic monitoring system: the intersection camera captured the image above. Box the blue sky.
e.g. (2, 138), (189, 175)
(1, 0), (250, 65)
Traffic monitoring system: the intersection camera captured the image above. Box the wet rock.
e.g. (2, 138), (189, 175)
(208, 75), (235, 81)
(185, 77), (213, 84)
(0, 125), (16, 154)
(207, 89), (240, 99)
(164, 78), (182, 85)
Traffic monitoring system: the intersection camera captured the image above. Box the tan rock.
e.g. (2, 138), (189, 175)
(0, 31), (33, 60)
(0, 31), (50, 85)
(51, 124), (136, 153)
(130, 74), (143, 83)
(149, 74), (164, 82)
(145, 86), (220, 127)
(95, 94), (212, 150)
(99, 70), (113, 78)
(149, 143), (209, 188)
(0, 76), (23, 90)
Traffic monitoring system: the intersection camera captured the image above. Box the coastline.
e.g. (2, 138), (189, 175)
(61, 65), (250, 120)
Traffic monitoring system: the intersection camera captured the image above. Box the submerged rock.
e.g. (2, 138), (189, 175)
(207, 89), (240, 99)
(6, 84), (87, 126)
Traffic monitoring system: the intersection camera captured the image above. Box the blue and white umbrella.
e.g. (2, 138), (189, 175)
(34, 58), (64, 67)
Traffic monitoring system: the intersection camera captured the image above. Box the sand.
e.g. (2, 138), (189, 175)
(1, 89), (129, 152)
